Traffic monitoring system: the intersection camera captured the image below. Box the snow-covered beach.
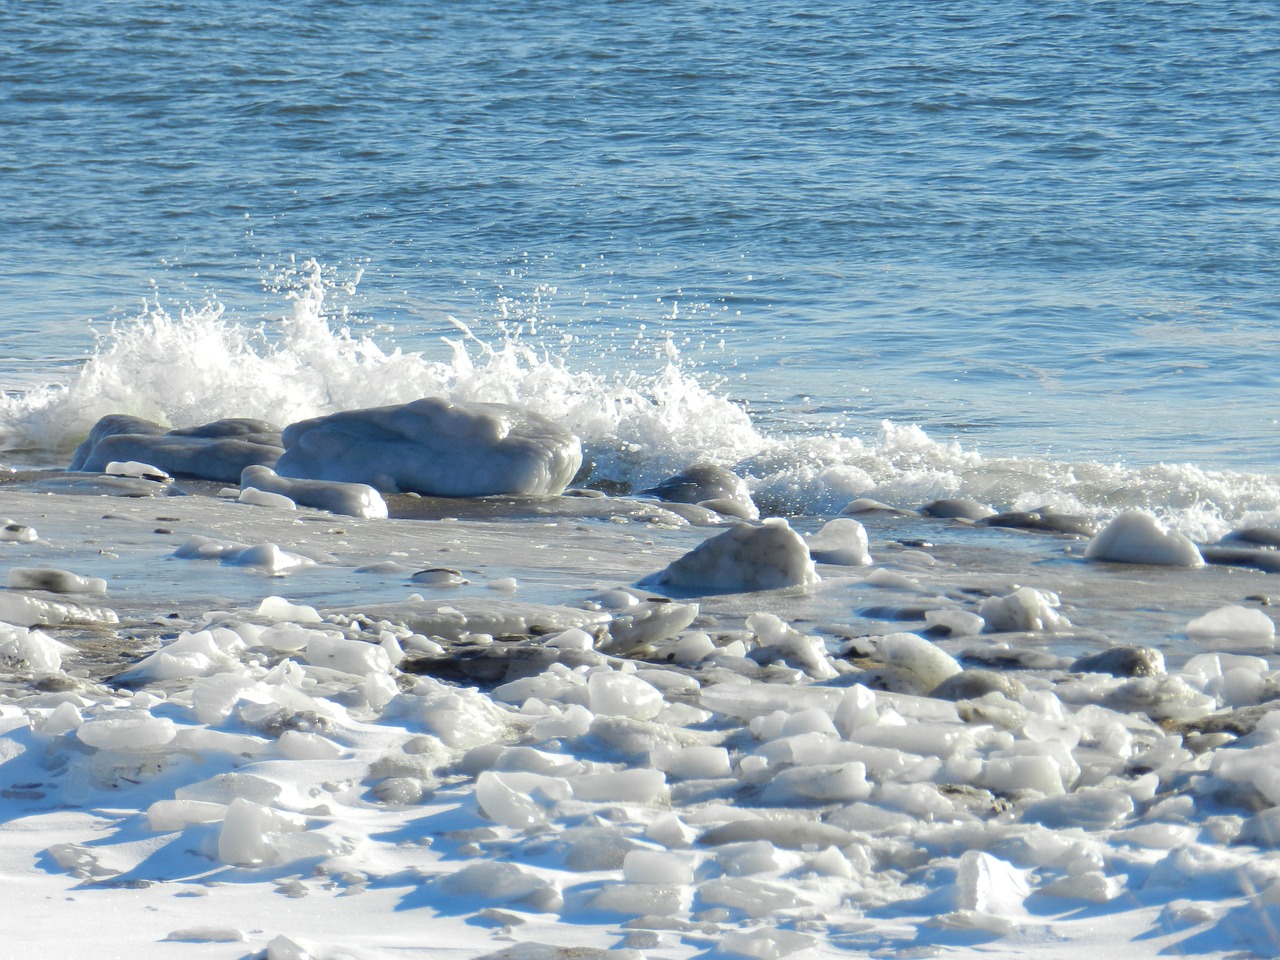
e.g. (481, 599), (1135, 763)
(4, 434), (1280, 960)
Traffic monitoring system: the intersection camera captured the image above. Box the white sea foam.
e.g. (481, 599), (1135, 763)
(3, 263), (1280, 537)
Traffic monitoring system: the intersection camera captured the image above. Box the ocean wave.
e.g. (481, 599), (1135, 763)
(2, 261), (1279, 538)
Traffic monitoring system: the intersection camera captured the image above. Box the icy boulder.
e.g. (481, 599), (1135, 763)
(806, 518), (872, 566)
(643, 519), (819, 594)
(241, 465), (388, 519)
(275, 397), (582, 497)
(71, 415), (283, 482)
(1186, 605), (1275, 646)
(1084, 511), (1204, 566)
(640, 463), (759, 521)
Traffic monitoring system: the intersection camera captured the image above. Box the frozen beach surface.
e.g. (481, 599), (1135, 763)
(3, 483), (1280, 960)
(275, 397), (583, 497)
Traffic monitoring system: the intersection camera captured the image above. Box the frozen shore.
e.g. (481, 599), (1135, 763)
(3, 473), (1280, 960)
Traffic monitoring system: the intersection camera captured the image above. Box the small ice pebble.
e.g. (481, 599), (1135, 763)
(1084, 511), (1204, 566)
(1186, 605), (1275, 644)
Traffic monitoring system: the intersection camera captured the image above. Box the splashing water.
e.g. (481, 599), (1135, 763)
(3, 261), (1280, 537)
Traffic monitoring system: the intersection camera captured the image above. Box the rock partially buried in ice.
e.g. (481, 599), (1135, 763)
(241, 465), (388, 519)
(1084, 511), (1204, 566)
(920, 498), (996, 521)
(1072, 645), (1166, 678)
(806, 518), (872, 566)
(8, 567), (107, 595)
(640, 463), (759, 521)
(643, 519), (818, 594)
(275, 397), (582, 497)
(0, 519), (38, 542)
(876, 631), (962, 692)
(71, 415), (283, 482)
(1186, 605), (1276, 645)
(981, 509), (1099, 537)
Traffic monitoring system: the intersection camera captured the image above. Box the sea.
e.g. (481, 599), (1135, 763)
(3, 0), (1279, 539)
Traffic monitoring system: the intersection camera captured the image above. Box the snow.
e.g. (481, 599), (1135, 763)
(3, 477), (1280, 960)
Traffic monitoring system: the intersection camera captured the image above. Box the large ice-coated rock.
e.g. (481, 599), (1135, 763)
(1084, 511), (1204, 566)
(642, 518), (819, 594)
(70, 415), (283, 482)
(275, 397), (583, 497)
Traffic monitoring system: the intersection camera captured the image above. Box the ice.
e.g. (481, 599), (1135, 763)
(877, 631), (963, 692)
(979, 587), (1071, 633)
(1085, 511), (1205, 566)
(1186, 605), (1276, 645)
(952, 850), (1030, 915)
(104, 460), (172, 481)
(71, 415), (283, 481)
(716, 929), (816, 960)
(7, 567), (108, 595)
(0, 626), (72, 673)
(622, 849), (694, 884)
(241, 464), (388, 519)
(603, 597), (700, 653)
(216, 797), (307, 866)
(77, 711), (177, 750)
(238, 486), (297, 510)
(643, 519), (818, 593)
(275, 397), (582, 496)
(806, 517), (872, 565)
(0, 519), (38, 542)
(0, 591), (118, 628)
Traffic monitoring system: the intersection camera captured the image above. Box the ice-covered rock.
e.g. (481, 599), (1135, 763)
(1186, 605), (1276, 645)
(1084, 511), (1205, 566)
(7, 567), (107, 595)
(980, 587), (1071, 633)
(640, 463), (759, 521)
(0, 625), (73, 673)
(806, 518), (872, 566)
(643, 519), (818, 594)
(275, 397), (582, 497)
(104, 460), (172, 482)
(0, 519), (38, 542)
(241, 465), (388, 519)
(876, 632), (963, 692)
(237, 487), (297, 510)
(71, 415), (283, 482)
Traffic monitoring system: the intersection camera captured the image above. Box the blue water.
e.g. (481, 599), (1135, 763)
(2, 0), (1279, 521)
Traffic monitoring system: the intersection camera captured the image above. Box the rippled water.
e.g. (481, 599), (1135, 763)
(2, 0), (1278, 472)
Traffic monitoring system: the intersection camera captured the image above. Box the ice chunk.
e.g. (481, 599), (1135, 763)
(650, 744), (732, 780)
(437, 861), (560, 910)
(1186, 605), (1276, 644)
(925, 606), (985, 637)
(257, 596), (324, 623)
(339, 597), (608, 643)
(77, 711), (177, 750)
(276, 397), (582, 497)
(980, 587), (1071, 633)
(623, 849), (694, 885)
(700, 878), (806, 917)
(604, 598), (700, 653)
(587, 671), (665, 720)
(241, 464), (388, 519)
(644, 519), (819, 594)
(304, 633), (392, 676)
(0, 627), (73, 673)
(806, 517), (872, 566)
(104, 460), (172, 481)
(571, 768), (666, 802)
(0, 592), (118, 628)
(8, 567), (107, 595)
(223, 543), (315, 575)
(952, 851), (1030, 915)
(1084, 511), (1204, 566)
(237, 487), (297, 510)
(878, 632), (963, 691)
(764, 762), (874, 803)
(745, 612), (837, 680)
(216, 798), (307, 866)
